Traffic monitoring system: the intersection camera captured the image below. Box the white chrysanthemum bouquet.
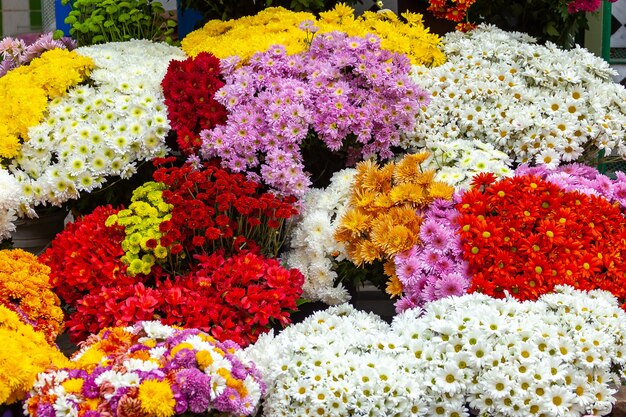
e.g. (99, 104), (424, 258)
(247, 286), (626, 417)
(405, 25), (626, 168)
(283, 168), (356, 304)
(0, 170), (22, 240)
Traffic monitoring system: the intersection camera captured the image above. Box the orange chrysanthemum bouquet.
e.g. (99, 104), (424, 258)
(334, 152), (454, 292)
(0, 249), (64, 344)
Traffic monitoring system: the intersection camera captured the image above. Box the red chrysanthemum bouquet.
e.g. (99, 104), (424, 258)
(160, 251), (304, 346)
(458, 173), (626, 308)
(39, 205), (155, 340)
(161, 52), (228, 155)
(40, 205), (138, 307)
(41, 159), (303, 344)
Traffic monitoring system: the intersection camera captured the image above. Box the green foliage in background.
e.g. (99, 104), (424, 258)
(62, 0), (177, 46)
(468, 0), (592, 49)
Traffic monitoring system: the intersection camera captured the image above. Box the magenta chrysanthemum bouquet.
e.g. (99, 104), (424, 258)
(393, 197), (469, 312)
(200, 31), (428, 197)
(25, 321), (265, 417)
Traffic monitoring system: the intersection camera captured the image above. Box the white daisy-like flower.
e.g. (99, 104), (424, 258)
(149, 345), (168, 360)
(432, 363), (466, 395)
(209, 372), (227, 400)
(52, 394), (79, 417)
(404, 25), (626, 168)
(122, 359), (158, 373)
(140, 320), (177, 339)
(541, 384), (577, 416)
(479, 369), (514, 399)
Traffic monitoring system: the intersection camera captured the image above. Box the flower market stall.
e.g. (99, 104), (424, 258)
(2, 1), (626, 416)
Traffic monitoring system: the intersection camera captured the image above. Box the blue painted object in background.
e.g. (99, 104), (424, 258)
(55, 0), (72, 36)
(177, 0), (204, 40)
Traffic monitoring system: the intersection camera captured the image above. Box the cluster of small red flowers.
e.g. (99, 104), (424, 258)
(165, 251), (304, 346)
(458, 174), (626, 308)
(40, 206), (155, 341)
(161, 52), (227, 155)
(65, 278), (164, 341)
(427, 0), (477, 30)
(153, 158), (299, 270)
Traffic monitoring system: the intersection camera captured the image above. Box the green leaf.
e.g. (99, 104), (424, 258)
(545, 21), (559, 37)
(76, 23), (90, 33)
(105, 4), (118, 13)
(296, 297), (312, 307)
(103, 20), (115, 27)
(52, 29), (65, 40)
(65, 15), (77, 25)
(91, 34), (105, 43)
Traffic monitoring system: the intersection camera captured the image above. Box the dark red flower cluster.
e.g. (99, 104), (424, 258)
(161, 52), (227, 155)
(153, 158), (299, 271)
(458, 174), (626, 308)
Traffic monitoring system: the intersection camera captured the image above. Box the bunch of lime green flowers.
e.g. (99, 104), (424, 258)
(106, 181), (172, 276)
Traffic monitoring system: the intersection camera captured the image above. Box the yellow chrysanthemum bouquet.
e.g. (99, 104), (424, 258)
(0, 248), (68, 406)
(181, 3), (445, 67)
(334, 152), (454, 292)
(0, 305), (69, 406)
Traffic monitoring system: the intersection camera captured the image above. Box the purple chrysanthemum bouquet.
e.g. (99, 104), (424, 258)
(0, 32), (76, 77)
(200, 31), (428, 197)
(394, 197), (470, 313)
(25, 321), (265, 417)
